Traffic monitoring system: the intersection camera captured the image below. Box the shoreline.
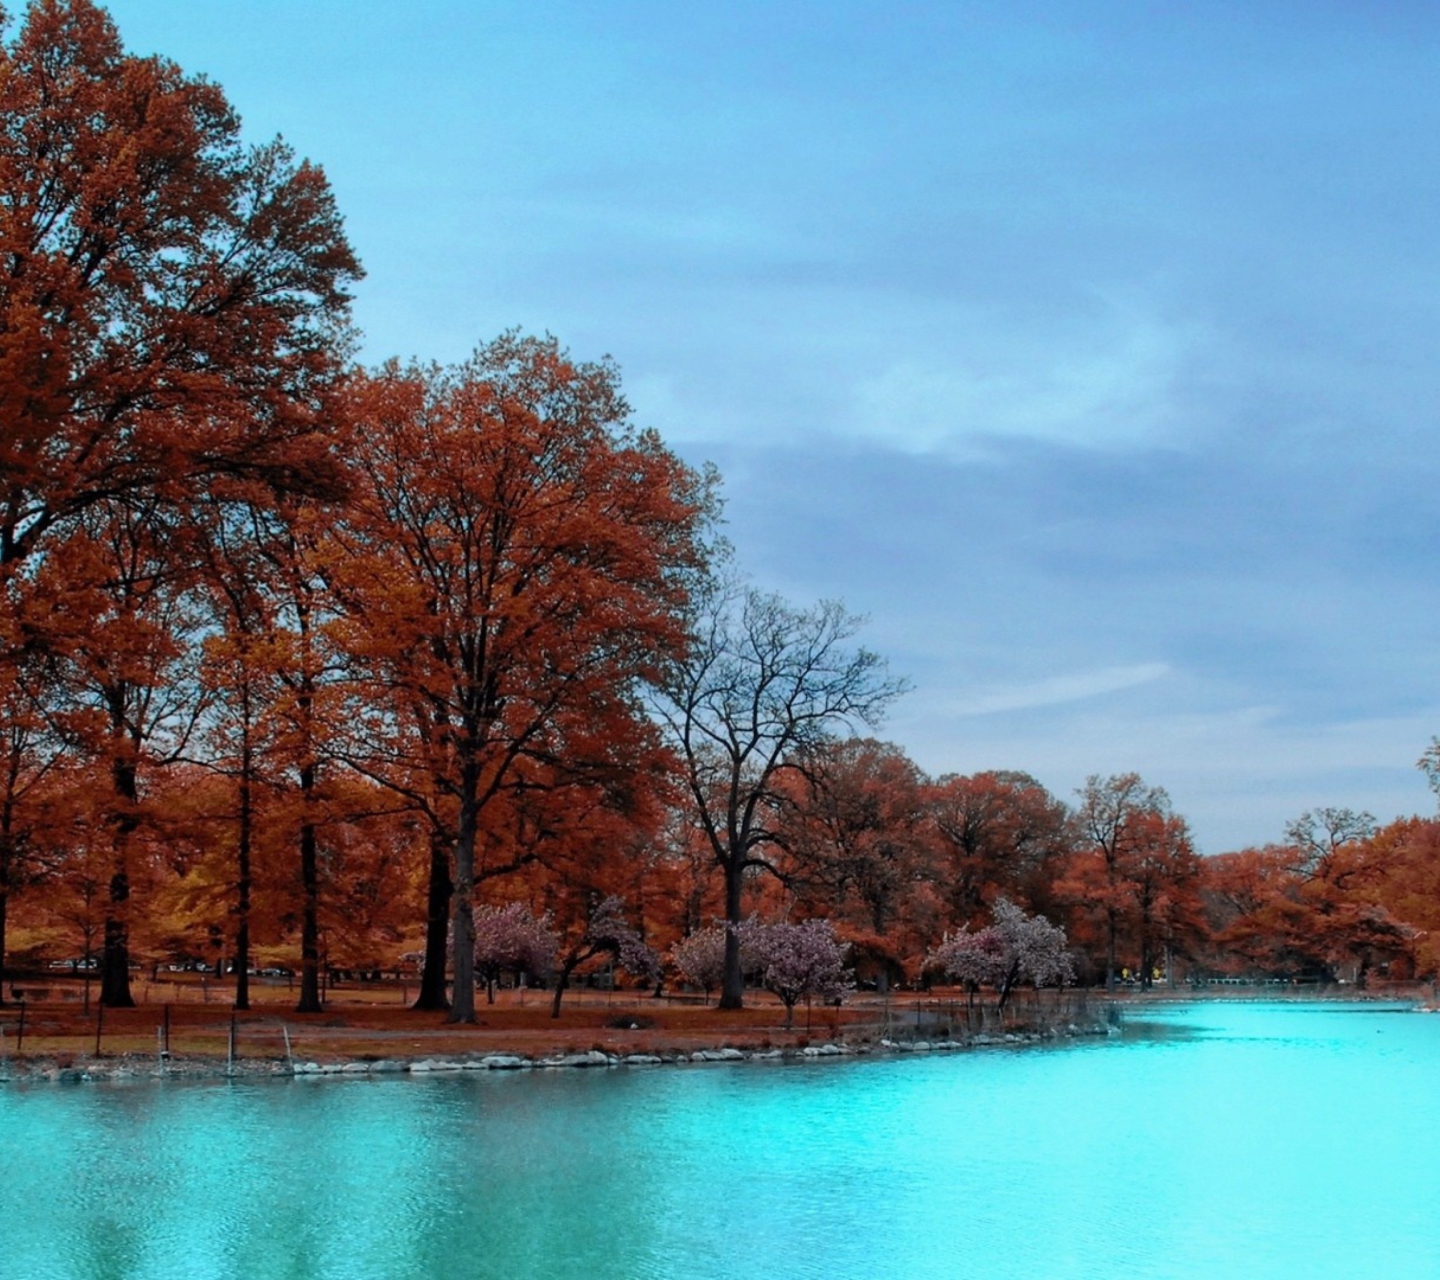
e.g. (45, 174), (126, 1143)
(0, 1021), (1116, 1085)
(4, 990), (1424, 1087)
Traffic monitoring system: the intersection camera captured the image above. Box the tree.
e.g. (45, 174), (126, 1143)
(1199, 846), (1301, 976)
(669, 924), (728, 1002)
(927, 924), (1005, 1017)
(928, 770), (1071, 926)
(1284, 808), (1378, 878)
(1199, 838), (1409, 985)
(548, 895), (658, 1019)
(927, 897), (1071, 1012)
(0, 636), (69, 1002)
(658, 582), (906, 1008)
(332, 336), (706, 1023)
(310, 794), (425, 977)
(472, 902), (557, 1003)
(33, 776), (110, 1006)
(0, 0), (357, 1005)
(742, 918), (851, 1030)
(780, 739), (931, 943)
(196, 493), (355, 1015)
(1345, 818), (1440, 980)
(1279, 808), (1402, 986)
(191, 513), (285, 1011)
(0, 0), (359, 586)
(1125, 808), (1202, 986)
(1064, 773), (1178, 992)
(38, 500), (206, 1006)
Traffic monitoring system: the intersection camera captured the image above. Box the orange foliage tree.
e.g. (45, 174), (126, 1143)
(927, 770), (1072, 928)
(0, 633), (72, 1000)
(1199, 807), (1415, 986)
(1060, 772), (1198, 990)
(329, 336), (706, 1022)
(36, 501), (207, 1006)
(1354, 817), (1440, 980)
(0, 0), (358, 581)
(0, 0), (357, 1001)
(777, 738), (936, 989)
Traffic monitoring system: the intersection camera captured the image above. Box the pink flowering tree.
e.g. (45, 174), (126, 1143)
(550, 896), (660, 1019)
(928, 898), (1072, 1012)
(993, 897), (1073, 1001)
(743, 918), (852, 1030)
(473, 903), (558, 1004)
(670, 924), (731, 1004)
(927, 925), (1008, 999)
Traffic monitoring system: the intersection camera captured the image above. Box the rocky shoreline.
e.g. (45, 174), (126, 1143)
(0, 1022), (1115, 1085)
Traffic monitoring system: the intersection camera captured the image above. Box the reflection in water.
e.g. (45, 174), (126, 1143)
(3, 1002), (1439, 1279)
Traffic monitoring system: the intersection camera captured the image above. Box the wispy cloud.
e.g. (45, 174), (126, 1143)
(849, 304), (1202, 454)
(947, 662), (1171, 715)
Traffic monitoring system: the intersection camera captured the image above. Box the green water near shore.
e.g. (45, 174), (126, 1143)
(2, 1001), (1436, 1278)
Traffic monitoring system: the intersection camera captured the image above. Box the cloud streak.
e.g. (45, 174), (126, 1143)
(947, 662), (1172, 716)
(850, 305), (1202, 454)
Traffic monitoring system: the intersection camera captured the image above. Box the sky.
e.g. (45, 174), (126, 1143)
(92, 0), (1440, 852)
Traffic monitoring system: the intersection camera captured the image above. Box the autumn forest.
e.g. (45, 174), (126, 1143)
(4, 0), (1440, 1033)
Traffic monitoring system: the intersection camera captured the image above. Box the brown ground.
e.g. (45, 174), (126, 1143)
(0, 974), (965, 1064)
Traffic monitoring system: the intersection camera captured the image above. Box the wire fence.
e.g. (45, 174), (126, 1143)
(0, 1002), (298, 1067)
(847, 986), (1104, 1042)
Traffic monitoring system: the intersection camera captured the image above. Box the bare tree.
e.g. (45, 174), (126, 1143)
(657, 581), (906, 1008)
(1284, 807), (1378, 878)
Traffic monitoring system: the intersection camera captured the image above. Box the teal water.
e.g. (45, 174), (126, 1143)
(2, 1001), (1437, 1278)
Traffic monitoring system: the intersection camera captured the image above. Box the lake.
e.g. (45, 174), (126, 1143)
(2, 1001), (1437, 1278)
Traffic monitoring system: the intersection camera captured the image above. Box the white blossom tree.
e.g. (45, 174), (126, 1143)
(929, 897), (1072, 1012)
(927, 925), (1008, 992)
(550, 895), (660, 1018)
(473, 903), (557, 1003)
(670, 924), (730, 1003)
(742, 918), (852, 1030)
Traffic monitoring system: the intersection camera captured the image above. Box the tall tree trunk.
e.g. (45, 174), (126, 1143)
(0, 746), (18, 1006)
(101, 860), (135, 1007)
(447, 764), (478, 1024)
(719, 858), (745, 1009)
(292, 585), (324, 1014)
(1138, 889), (1153, 991)
(997, 961), (1019, 1013)
(414, 827), (452, 1011)
(101, 745), (137, 1008)
(296, 759), (322, 1013)
(0, 842), (12, 1009)
(234, 763), (252, 1011)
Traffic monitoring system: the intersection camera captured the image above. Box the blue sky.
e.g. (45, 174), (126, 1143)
(96, 0), (1440, 851)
